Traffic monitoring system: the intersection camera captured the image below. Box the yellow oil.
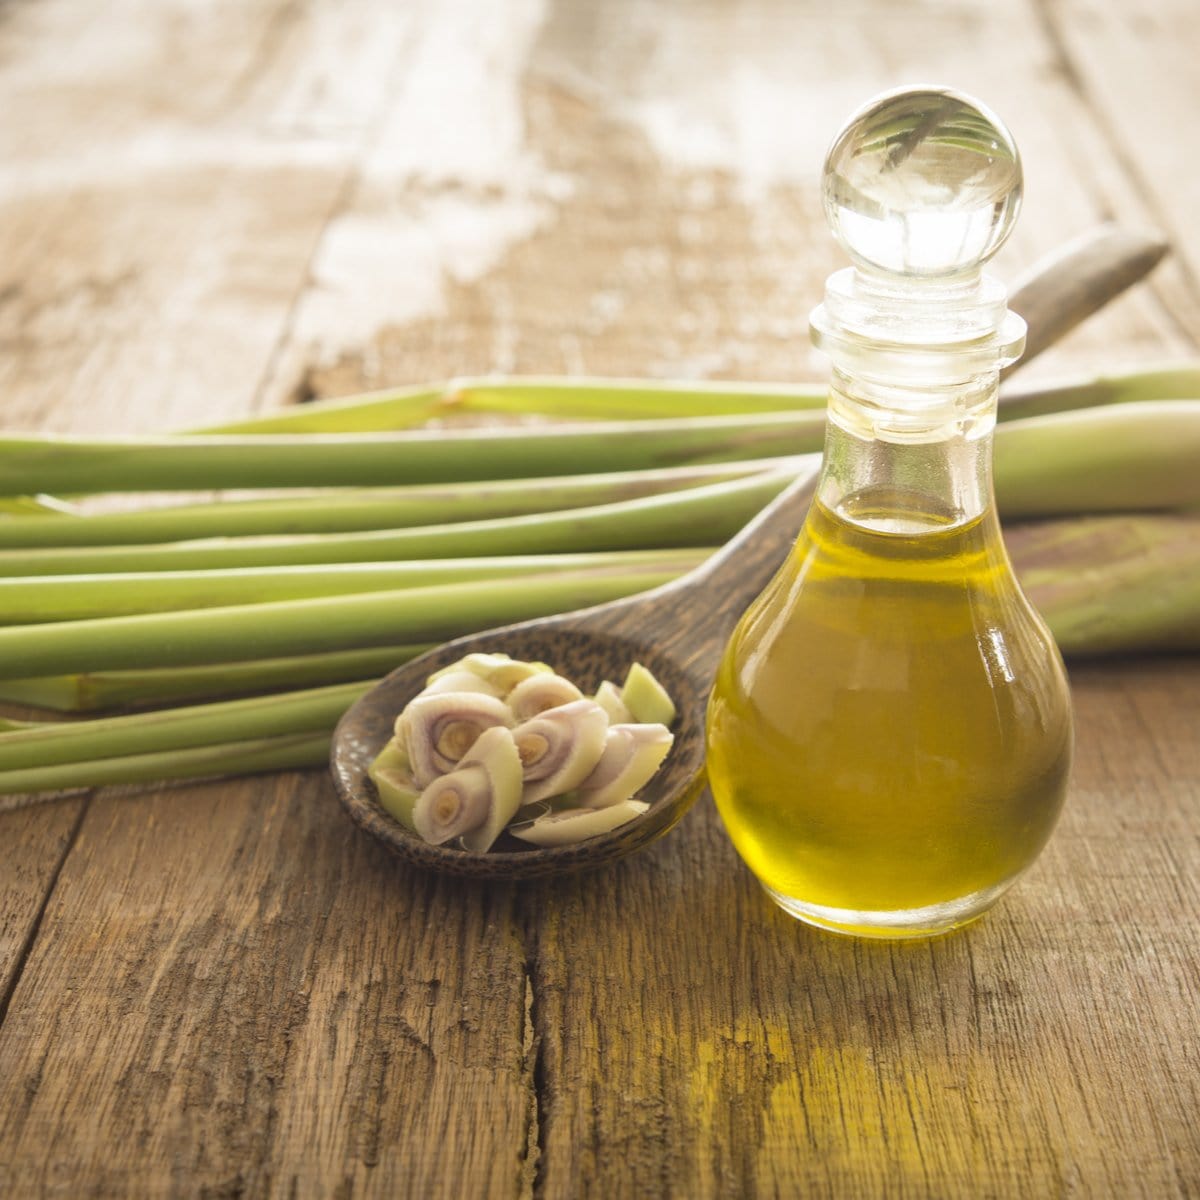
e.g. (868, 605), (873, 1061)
(706, 489), (1072, 935)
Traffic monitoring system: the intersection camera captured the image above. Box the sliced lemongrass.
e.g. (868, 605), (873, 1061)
(508, 800), (650, 846)
(593, 681), (632, 725)
(507, 672), (583, 721)
(372, 767), (422, 831)
(428, 652), (552, 696)
(419, 670), (505, 698)
(401, 692), (514, 787)
(457, 727), (525, 852)
(513, 700), (610, 805)
(620, 662), (677, 726)
(412, 765), (491, 845)
(577, 725), (675, 809)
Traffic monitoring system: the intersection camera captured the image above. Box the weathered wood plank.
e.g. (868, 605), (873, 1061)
(0, 800), (86, 1006)
(0, 775), (534, 1197)
(0, 0), (413, 434)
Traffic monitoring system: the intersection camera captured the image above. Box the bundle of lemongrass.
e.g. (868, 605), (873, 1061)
(0, 363), (1198, 802)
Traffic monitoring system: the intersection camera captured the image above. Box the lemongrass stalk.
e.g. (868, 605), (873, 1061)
(994, 401), (1200, 517)
(0, 644), (435, 713)
(0, 413), (826, 495)
(999, 362), (1200, 421)
(1011, 513), (1200, 655)
(0, 471), (792, 576)
(0, 548), (712, 623)
(194, 377), (829, 435)
(0, 680), (368, 772)
(0, 495), (79, 516)
(0, 732), (331, 797)
(0, 562), (692, 680)
(197, 385), (446, 434)
(0, 460), (789, 548)
(441, 376), (829, 420)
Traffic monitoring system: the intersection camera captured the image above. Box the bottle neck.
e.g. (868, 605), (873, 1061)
(817, 367), (998, 535)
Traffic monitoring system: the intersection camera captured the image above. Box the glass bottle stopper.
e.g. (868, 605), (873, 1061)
(812, 87), (1027, 364)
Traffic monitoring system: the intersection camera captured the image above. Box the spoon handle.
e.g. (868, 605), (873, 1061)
(1004, 225), (1167, 376)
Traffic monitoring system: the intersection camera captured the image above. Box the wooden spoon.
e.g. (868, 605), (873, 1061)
(329, 226), (1167, 879)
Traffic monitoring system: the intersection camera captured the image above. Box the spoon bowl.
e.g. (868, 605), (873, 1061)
(329, 227), (1165, 878)
(331, 623), (712, 879)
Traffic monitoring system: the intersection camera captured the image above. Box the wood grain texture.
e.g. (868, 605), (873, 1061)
(0, 0), (1197, 1197)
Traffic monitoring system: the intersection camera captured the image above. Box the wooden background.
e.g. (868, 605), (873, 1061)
(1, 1), (1198, 1195)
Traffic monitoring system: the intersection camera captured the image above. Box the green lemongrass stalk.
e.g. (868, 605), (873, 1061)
(999, 362), (1200, 421)
(0, 413), (826, 495)
(7, 394), (1200, 507)
(0, 644), (435, 713)
(0, 548), (712, 623)
(0, 680), (368, 772)
(440, 377), (829, 421)
(0, 495), (79, 516)
(994, 401), (1200, 517)
(0, 471), (792, 576)
(0, 459), (789, 548)
(0, 732), (330, 798)
(194, 377), (828, 435)
(0, 562), (692, 680)
(198, 385), (446, 434)
(1012, 513), (1200, 655)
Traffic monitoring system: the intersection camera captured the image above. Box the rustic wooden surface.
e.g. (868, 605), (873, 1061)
(1, 1), (1198, 1196)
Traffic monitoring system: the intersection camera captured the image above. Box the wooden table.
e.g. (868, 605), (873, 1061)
(2, 2), (1198, 1195)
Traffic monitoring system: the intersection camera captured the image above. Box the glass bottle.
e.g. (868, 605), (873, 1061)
(705, 88), (1073, 939)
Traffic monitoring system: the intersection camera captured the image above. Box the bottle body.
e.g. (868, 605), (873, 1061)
(706, 389), (1073, 937)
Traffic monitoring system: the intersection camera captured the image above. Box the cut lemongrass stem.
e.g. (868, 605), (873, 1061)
(999, 362), (1200, 421)
(0, 413), (828, 495)
(192, 378), (830, 435)
(0, 460), (789, 548)
(0, 471), (792, 576)
(5, 396), (1200, 509)
(0, 732), (331, 797)
(0, 681), (369, 772)
(0, 494), (80, 516)
(0, 548), (713, 623)
(0, 644), (435, 713)
(994, 401), (1200, 517)
(1011, 513), (1200, 655)
(0, 563), (692, 680)
(196, 385), (446, 434)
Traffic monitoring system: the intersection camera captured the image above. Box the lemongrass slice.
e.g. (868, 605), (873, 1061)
(507, 672), (583, 720)
(508, 800), (650, 846)
(368, 736), (410, 779)
(593, 680), (633, 724)
(512, 699), (610, 804)
(372, 767), (422, 831)
(419, 669), (504, 697)
(413, 764), (493, 844)
(457, 726), (524, 852)
(620, 662), (676, 726)
(429, 652), (552, 696)
(402, 691), (514, 786)
(576, 724), (674, 808)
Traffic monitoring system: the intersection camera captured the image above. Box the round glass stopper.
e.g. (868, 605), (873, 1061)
(823, 88), (1022, 280)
